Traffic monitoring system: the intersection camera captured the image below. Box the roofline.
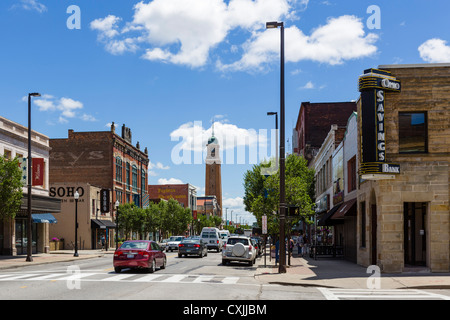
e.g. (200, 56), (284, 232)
(379, 63), (450, 69)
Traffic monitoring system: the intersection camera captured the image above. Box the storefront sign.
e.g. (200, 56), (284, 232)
(50, 186), (85, 198)
(358, 68), (401, 179)
(100, 189), (110, 213)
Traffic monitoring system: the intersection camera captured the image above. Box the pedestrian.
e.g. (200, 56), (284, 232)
(298, 234), (304, 257)
(101, 234), (105, 250)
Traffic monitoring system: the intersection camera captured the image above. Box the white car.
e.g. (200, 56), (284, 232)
(222, 236), (257, 266)
(166, 236), (185, 252)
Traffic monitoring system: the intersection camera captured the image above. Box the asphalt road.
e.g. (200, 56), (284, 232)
(0, 250), (322, 301)
(1, 250), (449, 307)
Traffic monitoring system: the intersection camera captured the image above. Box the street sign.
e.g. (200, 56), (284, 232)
(262, 215), (267, 234)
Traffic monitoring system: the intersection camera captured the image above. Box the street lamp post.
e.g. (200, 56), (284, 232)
(266, 21), (286, 273)
(74, 191), (79, 257)
(26, 92), (41, 262)
(115, 200), (120, 249)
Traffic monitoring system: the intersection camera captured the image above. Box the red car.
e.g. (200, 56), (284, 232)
(113, 240), (166, 273)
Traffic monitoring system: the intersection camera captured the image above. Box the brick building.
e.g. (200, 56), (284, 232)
(292, 102), (357, 164)
(147, 183), (197, 210)
(357, 64), (450, 273)
(50, 123), (149, 208)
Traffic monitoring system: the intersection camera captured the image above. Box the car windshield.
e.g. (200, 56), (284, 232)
(169, 236), (184, 241)
(120, 241), (148, 249)
(227, 238), (249, 245)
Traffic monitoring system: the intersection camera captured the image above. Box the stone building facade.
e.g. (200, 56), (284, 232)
(357, 64), (450, 273)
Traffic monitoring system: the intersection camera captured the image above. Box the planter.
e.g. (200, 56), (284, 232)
(50, 241), (64, 251)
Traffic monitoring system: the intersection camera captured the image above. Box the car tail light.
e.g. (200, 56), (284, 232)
(217, 240), (219, 244)
(249, 245), (252, 251)
(139, 251), (149, 258)
(194, 244), (201, 248)
(179, 244), (184, 247)
(114, 251), (122, 257)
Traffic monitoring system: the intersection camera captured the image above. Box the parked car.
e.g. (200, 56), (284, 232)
(166, 236), (185, 252)
(251, 237), (263, 256)
(178, 238), (208, 258)
(113, 240), (166, 273)
(200, 227), (222, 252)
(222, 236), (256, 266)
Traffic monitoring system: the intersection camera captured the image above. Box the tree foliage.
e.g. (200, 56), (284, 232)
(243, 154), (315, 236)
(0, 156), (23, 220)
(117, 198), (193, 240)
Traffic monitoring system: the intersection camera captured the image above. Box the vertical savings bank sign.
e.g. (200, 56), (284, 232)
(359, 69), (401, 178)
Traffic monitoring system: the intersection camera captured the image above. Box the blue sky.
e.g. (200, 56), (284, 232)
(1, 0), (449, 225)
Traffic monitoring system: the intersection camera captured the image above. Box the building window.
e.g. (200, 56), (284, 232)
(126, 162), (130, 189)
(347, 156), (357, 192)
(132, 165), (138, 192)
(141, 169), (146, 191)
(115, 157), (123, 182)
(399, 112), (427, 153)
(360, 201), (366, 248)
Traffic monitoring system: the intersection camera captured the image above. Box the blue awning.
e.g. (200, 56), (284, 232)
(32, 213), (57, 224)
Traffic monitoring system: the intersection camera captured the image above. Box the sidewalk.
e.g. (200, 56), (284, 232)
(255, 251), (450, 290)
(0, 250), (113, 270)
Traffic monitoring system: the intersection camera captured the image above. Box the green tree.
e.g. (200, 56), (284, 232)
(0, 156), (23, 220)
(243, 154), (315, 236)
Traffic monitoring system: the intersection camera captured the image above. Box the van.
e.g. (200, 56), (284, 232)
(200, 227), (223, 252)
(219, 229), (230, 243)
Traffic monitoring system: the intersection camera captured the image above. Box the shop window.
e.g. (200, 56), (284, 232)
(347, 156), (357, 192)
(399, 112), (427, 153)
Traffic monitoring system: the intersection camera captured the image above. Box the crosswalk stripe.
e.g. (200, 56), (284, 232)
(0, 274), (39, 281)
(221, 277), (239, 284)
(192, 275), (214, 283)
(161, 274), (187, 282)
(102, 274), (136, 281)
(318, 288), (450, 300)
(0, 272), (240, 285)
(133, 274), (163, 282)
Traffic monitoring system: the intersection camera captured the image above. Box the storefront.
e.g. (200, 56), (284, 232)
(49, 183), (116, 250)
(357, 64), (450, 273)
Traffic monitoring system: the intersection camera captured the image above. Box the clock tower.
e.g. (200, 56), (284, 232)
(205, 125), (222, 217)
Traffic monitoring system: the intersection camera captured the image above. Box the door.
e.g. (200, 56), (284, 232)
(371, 204), (377, 265)
(404, 203), (427, 266)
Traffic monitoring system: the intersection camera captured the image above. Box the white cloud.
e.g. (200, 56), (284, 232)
(11, 0), (47, 13)
(90, 15), (140, 55)
(158, 177), (184, 185)
(418, 38), (450, 63)
(91, 2), (378, 71)
(33, 94), (95, 123)
(223, 196), (255, 224)
(170, 120), (267, 153)
(219, 15), (378, 71)
(301, 81), (315, 89)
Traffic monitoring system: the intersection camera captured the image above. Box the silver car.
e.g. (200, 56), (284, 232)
(222, 236), (256, 266)
(166, 236), (185, 252)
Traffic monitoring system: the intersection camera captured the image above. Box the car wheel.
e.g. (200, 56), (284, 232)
(178, 253), (182, 258)
(148, 259), (156, 273)
(114, 267), (122, 273)
(160, 257), (166, 269)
